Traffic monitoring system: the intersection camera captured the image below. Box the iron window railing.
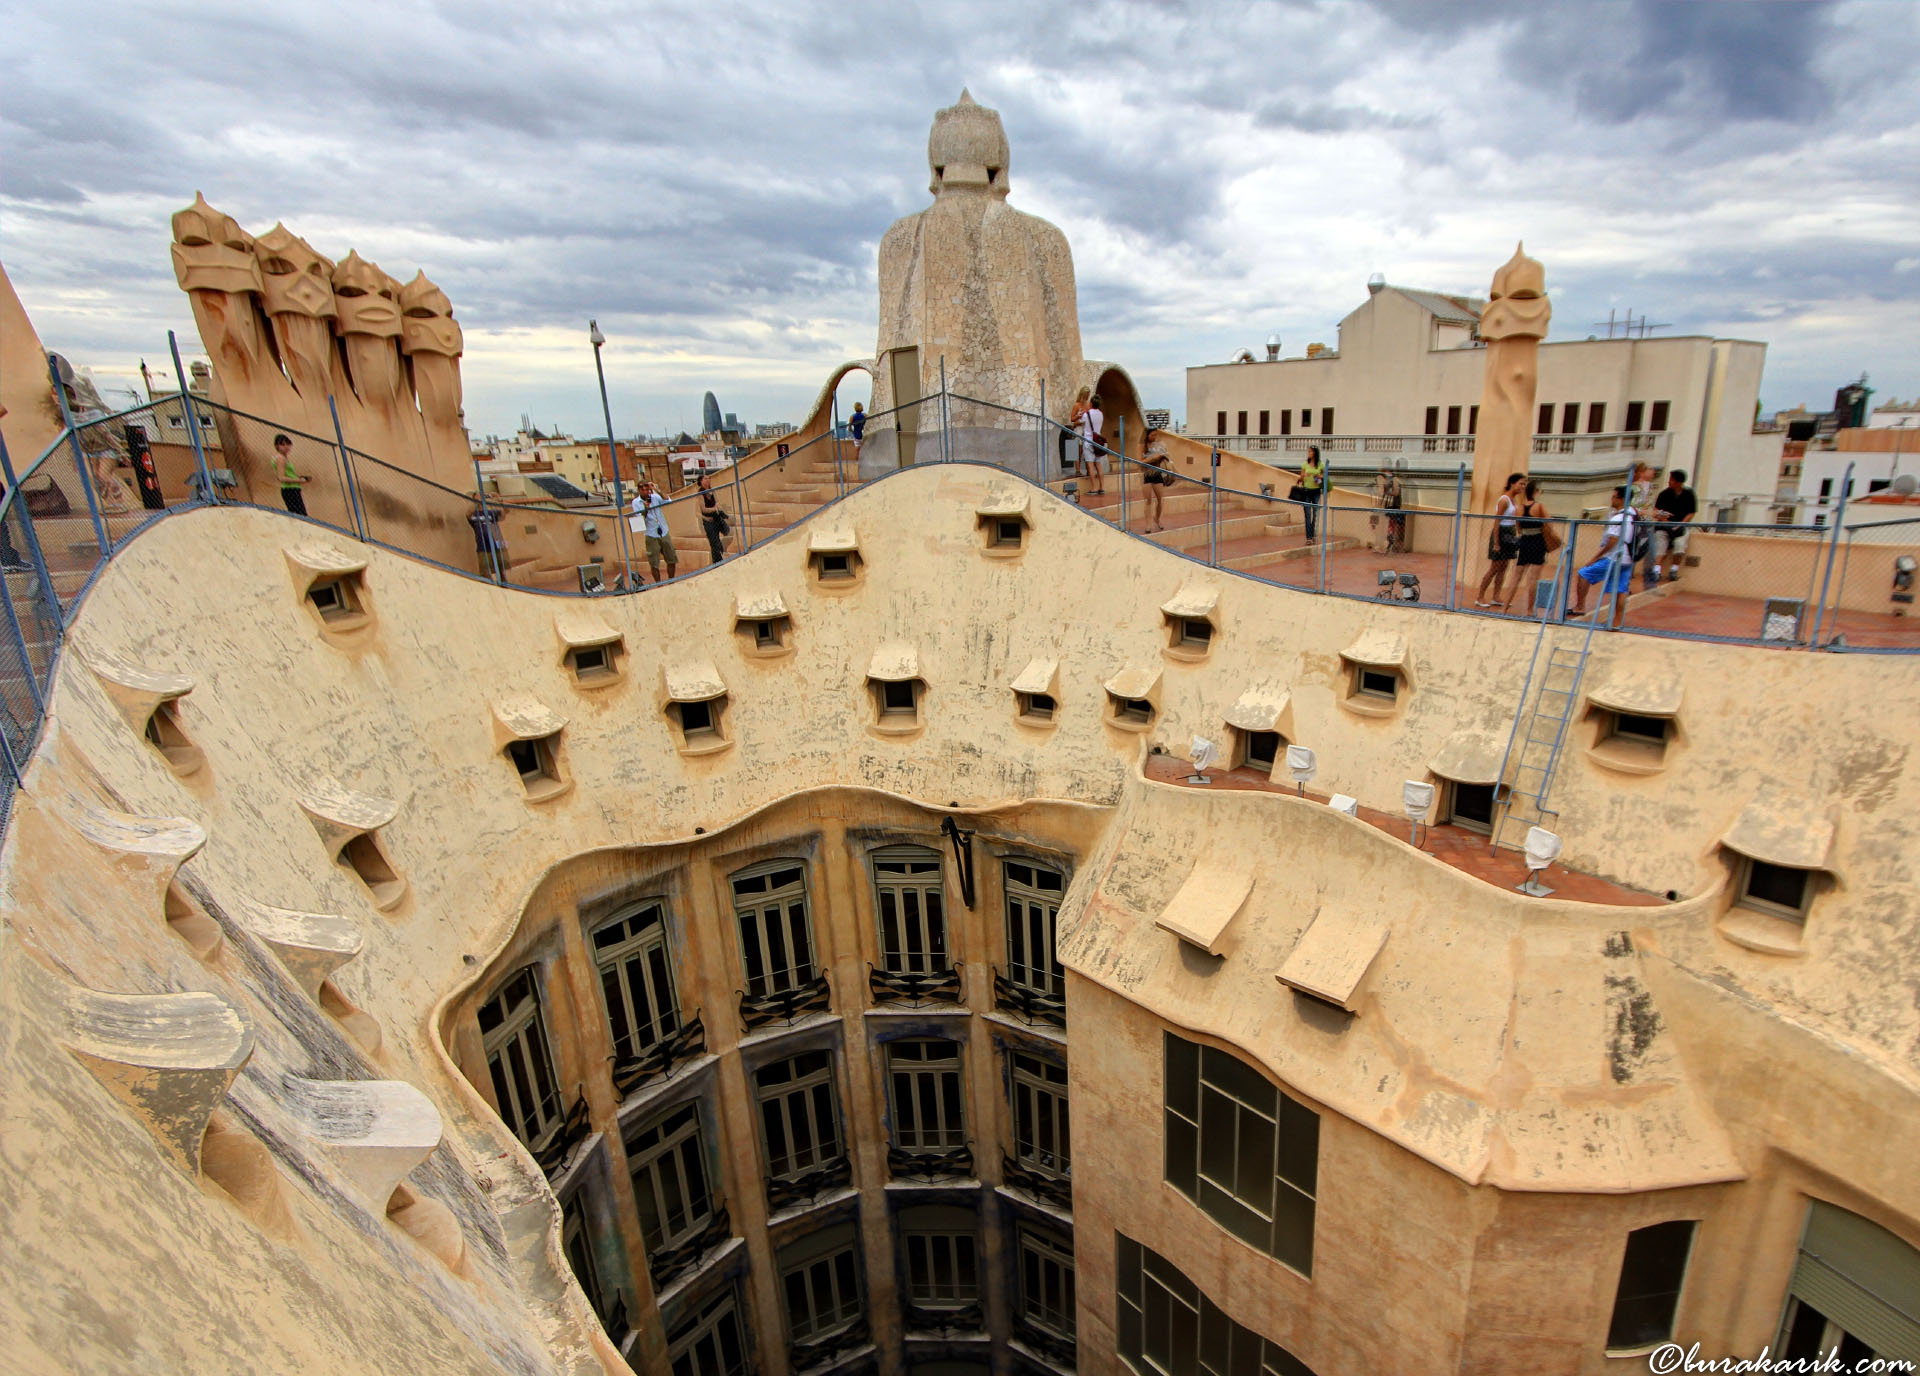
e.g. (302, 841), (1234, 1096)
(610, 1011), (706, 1094)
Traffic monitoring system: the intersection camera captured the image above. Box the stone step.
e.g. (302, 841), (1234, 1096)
(1061, 485), (1264, 522)
(1132, 512), (1283, 553)
(1223, 536), (1362, 572)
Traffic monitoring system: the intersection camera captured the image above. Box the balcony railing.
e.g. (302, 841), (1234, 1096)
(645, 1202), (731, 1288)
(739, 972), (831, 1031)
(1002, 1152), (1072, 1211)
(766, 1154), (853, 1212)
(1189, 430), (1671, 470)
(610, 1012), (706, 1095)
(1013, 1313), (1078, 1370)
(789, 1315), (871, 1373)
(531, 1094), (593, 1177)
(887, 1141), (974, 1182)
(993, 970), (1066, 1029)
(868, 962), (964, 1007)
(902, 1301), (985, 1335)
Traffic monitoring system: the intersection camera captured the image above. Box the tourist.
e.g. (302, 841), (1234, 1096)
(1568, 485), (1636, 628)
(272, 433), (310, 516)
(847, 402), (866, 469)
(1649, 467), (1698, 586)
(1078, 391), (1106, 495)
(466, 499), (508, 583)
(1068, 388), (1091, 484)
(1140, 433), (1173, 532)
(0, 406), (28, 572)
(1506, 478), (1552, 615)
(1473, 471), (1526, 608)
(1376, 468), (1406, 554)
(1629, 460), (1659, 581)
(629, 479), (677, 584)
(697, 472), (729, 565)
(1292, 446), (1325, 542)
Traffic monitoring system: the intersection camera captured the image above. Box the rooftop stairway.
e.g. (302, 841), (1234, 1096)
(1046, 479), (1358, 576)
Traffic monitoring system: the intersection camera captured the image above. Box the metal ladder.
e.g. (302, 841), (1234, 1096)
(1489, 600), (1608, 854)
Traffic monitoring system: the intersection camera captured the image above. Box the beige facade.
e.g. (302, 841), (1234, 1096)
(1188, 283), (1780, 505)
(2, 460), (1917, 1375)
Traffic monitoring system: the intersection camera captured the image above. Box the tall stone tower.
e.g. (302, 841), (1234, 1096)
(866, 91), (1085, 467)
(1469, 242), (1550, 520)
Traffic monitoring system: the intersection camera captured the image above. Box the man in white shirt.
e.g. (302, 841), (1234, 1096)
(1568, 485), (1636, 628)
(629, 480), (677, 584)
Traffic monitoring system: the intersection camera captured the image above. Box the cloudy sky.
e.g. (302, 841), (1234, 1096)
(6, 0), (1918, 440)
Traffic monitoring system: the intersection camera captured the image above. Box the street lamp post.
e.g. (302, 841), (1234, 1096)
(589, 321), (635, 587)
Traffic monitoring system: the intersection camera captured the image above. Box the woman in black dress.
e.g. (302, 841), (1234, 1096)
(698, 473), (728, 565)
(1507, 478), (1551, 615)
(1140, 431), (1173, 531)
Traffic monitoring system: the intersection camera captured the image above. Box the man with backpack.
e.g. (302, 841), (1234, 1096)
(1569, 485), (1637, 629)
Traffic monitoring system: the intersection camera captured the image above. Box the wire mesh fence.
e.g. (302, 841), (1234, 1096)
(1, 379), (1912, 819)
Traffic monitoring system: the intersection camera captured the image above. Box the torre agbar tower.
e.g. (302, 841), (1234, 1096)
(2, 99), (1919, 1376)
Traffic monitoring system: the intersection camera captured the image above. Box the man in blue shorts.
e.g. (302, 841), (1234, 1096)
(1569, 485), (1636, 629)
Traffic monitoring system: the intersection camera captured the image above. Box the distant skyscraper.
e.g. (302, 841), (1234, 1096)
(702, 391), (723, 435)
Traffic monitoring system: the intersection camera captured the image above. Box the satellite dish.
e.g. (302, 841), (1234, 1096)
(1892, 473), (1917, 496)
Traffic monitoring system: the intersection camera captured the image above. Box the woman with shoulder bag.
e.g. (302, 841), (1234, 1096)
(1506, 478), (1554, 615)
(1290, 446), (1325, 543)
(1140, 432), (1173, 532)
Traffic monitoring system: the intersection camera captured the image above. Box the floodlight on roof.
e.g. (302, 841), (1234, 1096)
(1187, 735), (1219, 785)
(1329, 794), (1359, 817)
(1286, 744), (1317, 796)
(1403, 780), (1436, 847)
(1518, 826), (1562, 897)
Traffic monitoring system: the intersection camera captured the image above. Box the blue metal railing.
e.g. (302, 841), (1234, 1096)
(0, 374), (1909, 828)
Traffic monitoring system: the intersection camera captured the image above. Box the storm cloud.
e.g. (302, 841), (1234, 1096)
(3, 0), (1915, 437)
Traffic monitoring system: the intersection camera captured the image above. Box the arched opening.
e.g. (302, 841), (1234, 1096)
(832, 370), (872, 446)
(1093, 366), (1145, 464)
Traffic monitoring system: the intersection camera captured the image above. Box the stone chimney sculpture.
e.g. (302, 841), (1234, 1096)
(869, 90), (1084, 466)
(170, 193), (469, 497)
(1469, 242), (1550, 522)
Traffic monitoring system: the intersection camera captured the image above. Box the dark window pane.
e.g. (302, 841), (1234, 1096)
(1203, 1046), (1275, 1111)
(1745, 862), (1808, 912)
(1199, 1089), (1237, 1188)
(1235, 1104), (1277, 1207)
(1278, 1097), (1319, 1194)
(1607, 1220), (1695, 1349)
(1165, 1033), (1200, 1119)
(1271, 1188), (1315, 1276)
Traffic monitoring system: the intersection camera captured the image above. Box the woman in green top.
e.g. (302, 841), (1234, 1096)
(1290, 446), (1325, 543)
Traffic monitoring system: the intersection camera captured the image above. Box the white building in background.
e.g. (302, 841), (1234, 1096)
(1186, 280), (1782, 505)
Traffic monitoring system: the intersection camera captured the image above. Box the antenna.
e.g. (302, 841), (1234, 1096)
(1590, 309), (1670, 339)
